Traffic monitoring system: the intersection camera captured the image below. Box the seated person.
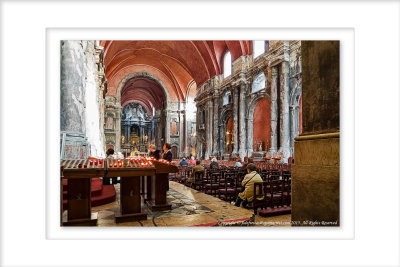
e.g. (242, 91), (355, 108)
(186, 160), (204, 187)
(210, 157), (219, 169)
(189, 156), (196, 164)
(234, 163), (263, 208)
(180, 157), (189, 166)
(235, 158), (243, 168)
(239, 158), (254, 171)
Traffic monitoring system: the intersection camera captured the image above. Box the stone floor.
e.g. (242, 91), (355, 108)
(88, 181), (291, 227)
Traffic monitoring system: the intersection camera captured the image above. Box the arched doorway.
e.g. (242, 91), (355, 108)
(253, 98), (271, 152)
(225, 116), (234, 154)
(247, 97), (271, 158)
(116, 74), (168, 153)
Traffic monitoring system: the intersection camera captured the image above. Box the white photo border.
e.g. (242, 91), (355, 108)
(0, 1), (399, 267)
(47, 27), (354, 241)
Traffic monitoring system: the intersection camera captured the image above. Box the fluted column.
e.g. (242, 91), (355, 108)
(279, 60), (291, 161)
(205, 97), (213, 159)
(238, 82), (247, 160)
(165, 108), (171, 143)
(196, 106), (202, 158)
(179, 110), (185, 157)
(270, 66), (279, 152)
(232, 87), (239, 155)
(212, 93), (219, 156)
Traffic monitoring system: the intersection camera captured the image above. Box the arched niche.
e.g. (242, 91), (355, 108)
(247, 96), (271, 156)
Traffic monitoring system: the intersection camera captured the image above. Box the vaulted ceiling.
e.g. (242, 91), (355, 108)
(100, 40), (253, 108)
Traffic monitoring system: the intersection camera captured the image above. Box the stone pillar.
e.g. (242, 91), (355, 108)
(270, 66), (279, 152)
(292, 41), (340, 227)
(289, 106), (295, 156)
(179, 109), (185, 156)
(195, 106), (202, 158)
(60, 40), (89, 159)
(115, 104), (122, 152)
(212, 93), (219, 156)
(165, 109), (171, 144)
(205, 98), (213, 159)
(247, 116), (253, 157)
(232, 87), (239, 156)
(238, 82), (247, 160)
(279, 59), (291, 161)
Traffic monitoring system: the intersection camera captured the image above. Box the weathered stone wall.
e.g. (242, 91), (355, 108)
(195, 41), (302, 161)
(292, 41), (340, 226)
(301, 41), (340, 134)
(60, 40), (106, 159)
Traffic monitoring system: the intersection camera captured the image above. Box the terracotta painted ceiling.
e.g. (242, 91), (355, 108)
(100, 40), (253, 109)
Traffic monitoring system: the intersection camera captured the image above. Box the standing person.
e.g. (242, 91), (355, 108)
(149, 144), (161, 160)
(210, 157), (219, 169)
(104, 148), (117, 185)
(162, 143), (172, 190)
(162, 143), (172, 162)
(189, 156), (196, 164)
(234, 163), (263, 208)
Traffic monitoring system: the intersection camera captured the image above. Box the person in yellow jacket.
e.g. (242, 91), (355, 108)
(235, 163), (263, 207)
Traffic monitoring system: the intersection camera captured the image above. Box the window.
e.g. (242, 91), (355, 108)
(251, 72), (266, 93)
(223, 91), (232, 106)
(253, 40), (266, 58)
(223, 51), (231, 78)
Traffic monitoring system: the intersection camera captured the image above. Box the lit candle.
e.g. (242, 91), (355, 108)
(78, 163), (83, 168)
(84, 164), (87, 168)
(114, 163), (117, 167)
(109, 163), (113, 167)
(99, 159), (103, 164)
(89, 160), (93, 165)
(94, 161), (98, 165)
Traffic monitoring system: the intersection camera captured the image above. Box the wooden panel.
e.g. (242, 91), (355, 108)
(120, 176), (141, 214)
(67, 178), (91, 220)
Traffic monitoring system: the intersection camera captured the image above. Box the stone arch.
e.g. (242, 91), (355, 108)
(114, 71), (171, 152)
(116, 71), (171, 104)
(247, 94), (271, 156)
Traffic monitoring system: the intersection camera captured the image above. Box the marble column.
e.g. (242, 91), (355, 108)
(232, 87), (239, 156)
(196, 107), (202, 158)
(179, 110), (185, 156)
(165, 109), (171, 144)
(212, 93), (219, 156)
(289, 106), (295, 156)
(205, 98), (213, 159)
(238, 82), (247, 160)
(60, 40), (89, 159)
(247, 117), (253, 157)
(279, 60), (291, 161)
(115, 105), (121, 152)
(270, 66), (279, 153)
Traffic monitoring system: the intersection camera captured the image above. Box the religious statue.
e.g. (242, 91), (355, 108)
(106, 117), (114, 130)
(121, 135), (125, 144)
(258, 142), (263, 152)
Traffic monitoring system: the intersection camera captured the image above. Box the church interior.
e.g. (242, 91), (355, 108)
(60, 40), (339, 227)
